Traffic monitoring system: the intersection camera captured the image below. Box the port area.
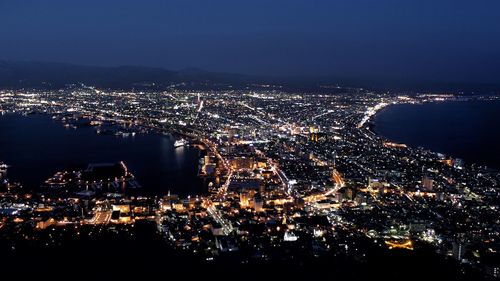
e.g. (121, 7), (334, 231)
(42, 161), (140, 195)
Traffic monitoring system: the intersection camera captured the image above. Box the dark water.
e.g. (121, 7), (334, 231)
(374, 100), (500, 169)
(0, 114), (205, 195)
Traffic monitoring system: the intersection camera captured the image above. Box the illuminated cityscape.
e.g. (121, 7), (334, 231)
(1, 87), (500, 279)
(1, 0), (500, 279)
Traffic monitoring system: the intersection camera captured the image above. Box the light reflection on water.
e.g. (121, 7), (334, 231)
(0, 114), (206, 195)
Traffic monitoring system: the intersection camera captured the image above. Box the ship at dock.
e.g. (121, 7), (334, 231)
(0, 162), (8, 170)
(0, 162), (8, 179)
(174, 139), (188, 148)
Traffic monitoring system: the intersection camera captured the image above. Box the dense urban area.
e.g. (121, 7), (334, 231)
(1, 85), (500, 279)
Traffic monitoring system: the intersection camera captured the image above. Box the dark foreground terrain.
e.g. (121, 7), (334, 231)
(0, 221), (485, 281)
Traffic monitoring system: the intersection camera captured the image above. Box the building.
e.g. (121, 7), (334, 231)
(228, 156), (255, 170)
(422, 175), (434, 191)
(452, 242), (465, 261)
(253, 193), (264, 212)
(239, 192), (250, 208)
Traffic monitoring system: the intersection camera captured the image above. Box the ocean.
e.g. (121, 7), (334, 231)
(374, 100), (500, 170)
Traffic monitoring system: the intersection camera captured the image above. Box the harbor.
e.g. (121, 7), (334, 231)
(0, 114), (208, 196)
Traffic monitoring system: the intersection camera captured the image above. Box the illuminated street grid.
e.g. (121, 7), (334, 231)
(1, 86), (500, 276)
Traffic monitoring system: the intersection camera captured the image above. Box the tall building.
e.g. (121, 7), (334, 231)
(453, 158), (465, 169)
(239, 192), (250, 208)
(422, 175), (434, 191)
(452, 242), (465, 261)
(253, 193), (264, 212)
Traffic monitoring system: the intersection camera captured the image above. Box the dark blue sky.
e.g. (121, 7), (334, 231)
(1, 0), (499, 83)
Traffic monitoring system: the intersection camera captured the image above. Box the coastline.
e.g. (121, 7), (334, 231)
(0, 113), (208, 195)
(365, 99), (456, 139)
(366, 99), (500, 171)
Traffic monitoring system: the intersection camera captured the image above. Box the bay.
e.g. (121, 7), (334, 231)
(374, 100), (500, 170)
(0, 114), (206, 195)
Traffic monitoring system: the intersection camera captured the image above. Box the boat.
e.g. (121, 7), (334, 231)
(114, 131), (134, 137)
(174, 139), (188, 148)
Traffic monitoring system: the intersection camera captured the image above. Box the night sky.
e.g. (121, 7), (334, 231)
(1, 0), (499, 83)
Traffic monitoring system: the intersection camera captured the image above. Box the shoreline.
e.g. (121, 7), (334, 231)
(365, 102), (398, 137)
(366, 99), (500, 171)
(0, 113), (209, 195)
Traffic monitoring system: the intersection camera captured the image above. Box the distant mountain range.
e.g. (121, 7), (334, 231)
(0, 60), (499, 94)
(0, 60), (259, 90)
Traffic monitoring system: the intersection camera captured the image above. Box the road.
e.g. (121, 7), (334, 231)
(88, 211), (112, 225)
(206, 202), (233, 235)
(305, 169), (345, 203)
